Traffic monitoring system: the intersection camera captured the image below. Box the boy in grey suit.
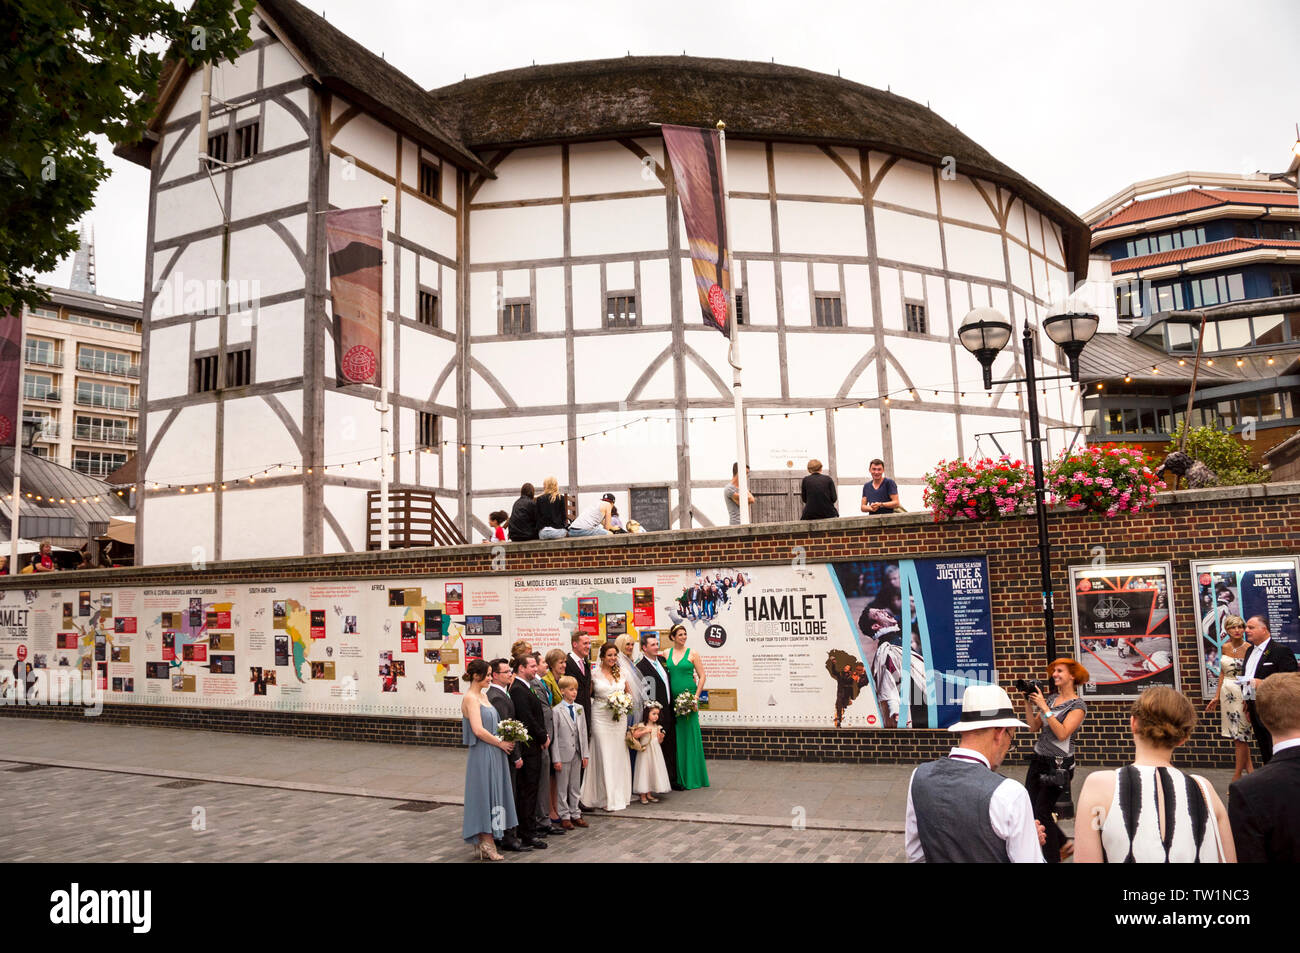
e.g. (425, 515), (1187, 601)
(551, 675), (590, 829)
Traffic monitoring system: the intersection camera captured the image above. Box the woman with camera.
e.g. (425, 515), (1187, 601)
(1023, 658), (1089, 863)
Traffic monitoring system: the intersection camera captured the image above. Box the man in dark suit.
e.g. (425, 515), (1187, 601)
(566, 631), (593, 730)
(637, 631), (681, 790)
(508, 654), (549, 850)
(1241, 616), (1299, 764)
(486, 658), (528, 852)
(800, 458), (838, 520)
(1229, 672), (1300, 863)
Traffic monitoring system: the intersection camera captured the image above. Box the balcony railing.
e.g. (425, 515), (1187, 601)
(24, 351), (64, 368)
(72, 459), (124, 478)
(74, 424), (137, 445)
(74, 393), (138, 412)
(77, 356), (141, 378)
(23, 389), (61, 403)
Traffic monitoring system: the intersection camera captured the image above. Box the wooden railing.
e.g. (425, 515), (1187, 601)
(366, 489), (467, 549)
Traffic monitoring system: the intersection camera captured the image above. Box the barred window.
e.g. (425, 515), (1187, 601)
(418, 412), (440, 448)
(814, 295), (843, 327)
(418, 290), (439, 328)
(194, 355), (219, 393)
(905, 301), (927, 334)
(207, 132), (228, 164)
(605, 294), (638, 329)
(501, 301), (531, 335)
(735, 290), (746, 326)
(419, 160), (440, 200)
(226, 348), (251, 388)
(235, 121), (260, 160)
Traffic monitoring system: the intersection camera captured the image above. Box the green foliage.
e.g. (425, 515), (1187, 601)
(1167, 421), (1269, 486)
(0, 0), (256, 313)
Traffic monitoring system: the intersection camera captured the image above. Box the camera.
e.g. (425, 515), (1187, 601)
(1014, 678), (1051, 698)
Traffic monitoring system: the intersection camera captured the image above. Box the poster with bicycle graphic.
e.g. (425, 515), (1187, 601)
(1068, 562), (1179, 700)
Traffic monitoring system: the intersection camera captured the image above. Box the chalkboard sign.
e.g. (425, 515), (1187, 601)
(629, 486), (670, 531)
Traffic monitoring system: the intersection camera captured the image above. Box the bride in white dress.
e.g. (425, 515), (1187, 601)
(580, 642), (633, 811)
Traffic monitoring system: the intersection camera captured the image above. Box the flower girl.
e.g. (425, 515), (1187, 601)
(631, 703), (671, 803)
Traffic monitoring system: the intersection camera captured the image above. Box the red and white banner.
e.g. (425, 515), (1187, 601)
(662, 125), (732, 337)
(0, 309), (22, 448)
(324, 207), (383, 386)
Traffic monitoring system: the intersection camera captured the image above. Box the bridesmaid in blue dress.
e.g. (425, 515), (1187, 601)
(461, 658), (517, 860)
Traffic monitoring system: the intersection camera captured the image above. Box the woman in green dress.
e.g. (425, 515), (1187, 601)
(665, 623), (709, 789)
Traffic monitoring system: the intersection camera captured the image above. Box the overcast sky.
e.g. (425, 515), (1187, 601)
(46, 0), (1300, 301)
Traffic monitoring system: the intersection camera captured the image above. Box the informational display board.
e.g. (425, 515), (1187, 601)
(1068, 562), (1178, 700)
(1190, 556), (1300, 700)
(0, 555), (995, 729)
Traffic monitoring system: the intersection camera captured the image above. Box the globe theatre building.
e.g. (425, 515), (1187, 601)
(120, 0), (1090, 564)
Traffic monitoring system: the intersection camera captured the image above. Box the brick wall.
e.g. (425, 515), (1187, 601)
(4, 480), (1297, 768)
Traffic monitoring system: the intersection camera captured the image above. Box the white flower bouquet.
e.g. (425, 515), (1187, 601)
(495, 718), (531, 745)
(607, 690), (633, 720)
(674, 691), (698, 717)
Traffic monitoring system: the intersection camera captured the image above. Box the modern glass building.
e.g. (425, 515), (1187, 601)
(1080, 170), (1300, 462)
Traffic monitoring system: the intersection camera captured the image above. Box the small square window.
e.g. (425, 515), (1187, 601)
(225, 348), (251, 388)
(605, 294), (638, 329)
(207, 132), (228, 164)
(501, 301), (531, 335)
(234, 122), (259, 161)
(418, 290), (439, 328)
(904, 301), (927, 334)
(419, 160), (440, 201)
(418, 412), (440, 449)
(194, 355), (218, 393)
(735, 290), (745, 326)
(813, 295), (843, 328)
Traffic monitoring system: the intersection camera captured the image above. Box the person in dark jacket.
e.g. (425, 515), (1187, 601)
(800, 459), (838, 520)
(535, 476), (569, 540)
(507, 483), (539, 541)
(1230, 672), (1300, 863)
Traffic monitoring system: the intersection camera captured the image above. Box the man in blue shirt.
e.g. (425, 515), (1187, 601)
(860, 459), (900, 515)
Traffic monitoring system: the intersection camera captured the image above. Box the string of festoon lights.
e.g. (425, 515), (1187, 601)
(14, 348), (1275, 500)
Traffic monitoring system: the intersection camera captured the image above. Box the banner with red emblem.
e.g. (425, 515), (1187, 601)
(0, 309), (21, 448)
(662, 124), (732, 337)
(324, 206), (383, 386)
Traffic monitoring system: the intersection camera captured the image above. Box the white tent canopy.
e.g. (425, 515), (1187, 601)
(0, 539), (74, 555)
(101, 515), (136, 546)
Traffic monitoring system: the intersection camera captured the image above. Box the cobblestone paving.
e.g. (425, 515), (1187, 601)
(0, 764), (904, 863)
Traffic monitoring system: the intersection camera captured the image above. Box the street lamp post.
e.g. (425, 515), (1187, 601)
(958, 309), (1098, 663)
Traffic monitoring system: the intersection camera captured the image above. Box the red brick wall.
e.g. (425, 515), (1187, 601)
(4, 482), (1297, 767)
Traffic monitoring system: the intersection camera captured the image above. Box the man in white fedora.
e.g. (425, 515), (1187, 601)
(905, 683), (1045, 862)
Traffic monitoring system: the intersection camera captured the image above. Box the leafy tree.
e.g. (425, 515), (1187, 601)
(1167, 421), (1269, 486)
(0, 0), (256, 314)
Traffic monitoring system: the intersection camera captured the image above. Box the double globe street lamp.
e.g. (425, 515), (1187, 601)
(958, 308), (1099, 661)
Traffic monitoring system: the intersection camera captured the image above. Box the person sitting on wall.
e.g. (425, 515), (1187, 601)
(800, 459), (838, 520)
(507, 484), (539, 542)
(568, 493), (615, 537)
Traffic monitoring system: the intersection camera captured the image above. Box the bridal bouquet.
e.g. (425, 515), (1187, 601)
(607, 690), (633, 721)
(674, 691), (698, 717)
(495, 719), (531, 745)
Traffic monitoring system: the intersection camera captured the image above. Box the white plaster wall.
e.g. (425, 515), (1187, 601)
(750, 412), (830, 471)
(158, 123), (200, 185)
(323, 391), (385, 483)
(777, 201), (867, 256)
(891, 338), (956, 395)
(875, 207), (943, 267)
(329, 163), (389, 217)
(831, 407), (884, 476)
(571, 264), (601, 331)
(605, 261), (633, 293)
(743, 260), (777, 326)
(736, 330), (781, 401)
(398, 327), (456, 402)
(639, 258), (670, 330)
(322, 484), (368, 553)
(781, 261), (810, 326)
(474, 146), (562, 203)
(474, 339), (566, 406)
(144, 493), (213, 567)
(147, 403), (216, 487)
(262, 34), (306, 86)
(331, 111), (397, 178)
(254, 300), (304, 382)
(471, 206), (564, 264)
(150, 239), (222, 319)
(568, 139), (662, 195)
(155, 177), (225, 242)
(924, 274), (951, 337)
(724, 141), (769, 193)
(471, 414), (569, 490)
(878, 266), (903, 331)
(147, 325), (191, 400)
(944, 223), (1007, 281)
(468, 271), (497, 336)
(222, 395), (302, 478)
(228, 223), (304, 299)
(570, 197), (667, 257)
(194, 316), (218, 351)
(773, 144), (860, 198)
(784, 331), (872, 398)
(731, 199), (773, 253)
(939, 176), (1000, 228)
(222, 484), (304, 560)
(874, 159), (937, 214)
(402, 199), (457, 262)
(228, 150), (310, 222)
(262, 90), (312, 151)
(573, 331), (673, 404)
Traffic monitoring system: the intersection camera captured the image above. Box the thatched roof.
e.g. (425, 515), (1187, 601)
(428, 55), (1090, 277)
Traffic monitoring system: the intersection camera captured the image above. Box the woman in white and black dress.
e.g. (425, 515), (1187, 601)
(580, 642), (633, 811)
(1075, 686), (1235, 863)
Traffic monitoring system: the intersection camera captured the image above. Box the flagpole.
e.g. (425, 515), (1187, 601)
(378, 198), (391, 551)
(716, 121), (749, 524)
(9, 311), (25, 574)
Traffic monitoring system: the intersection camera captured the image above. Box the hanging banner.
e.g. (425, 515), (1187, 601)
(1190, 557), (1300, 699)
(661, 124), (732, 337)
(324, 206), (382, 386)
(1068, 563), (1178, 700)
(0, 309), (21, 447)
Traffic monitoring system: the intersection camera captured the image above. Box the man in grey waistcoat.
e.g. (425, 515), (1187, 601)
(905, 684), (1045, 863)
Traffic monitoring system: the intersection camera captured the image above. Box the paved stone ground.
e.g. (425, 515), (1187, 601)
(0, 762), (904, 863)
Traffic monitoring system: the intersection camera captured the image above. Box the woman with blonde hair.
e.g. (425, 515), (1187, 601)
(1205, 615), (1254, 781)
(536, 476), (569, 540)
(1023, 657), (1089, 862)
(1075, 687), (1234, 863)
